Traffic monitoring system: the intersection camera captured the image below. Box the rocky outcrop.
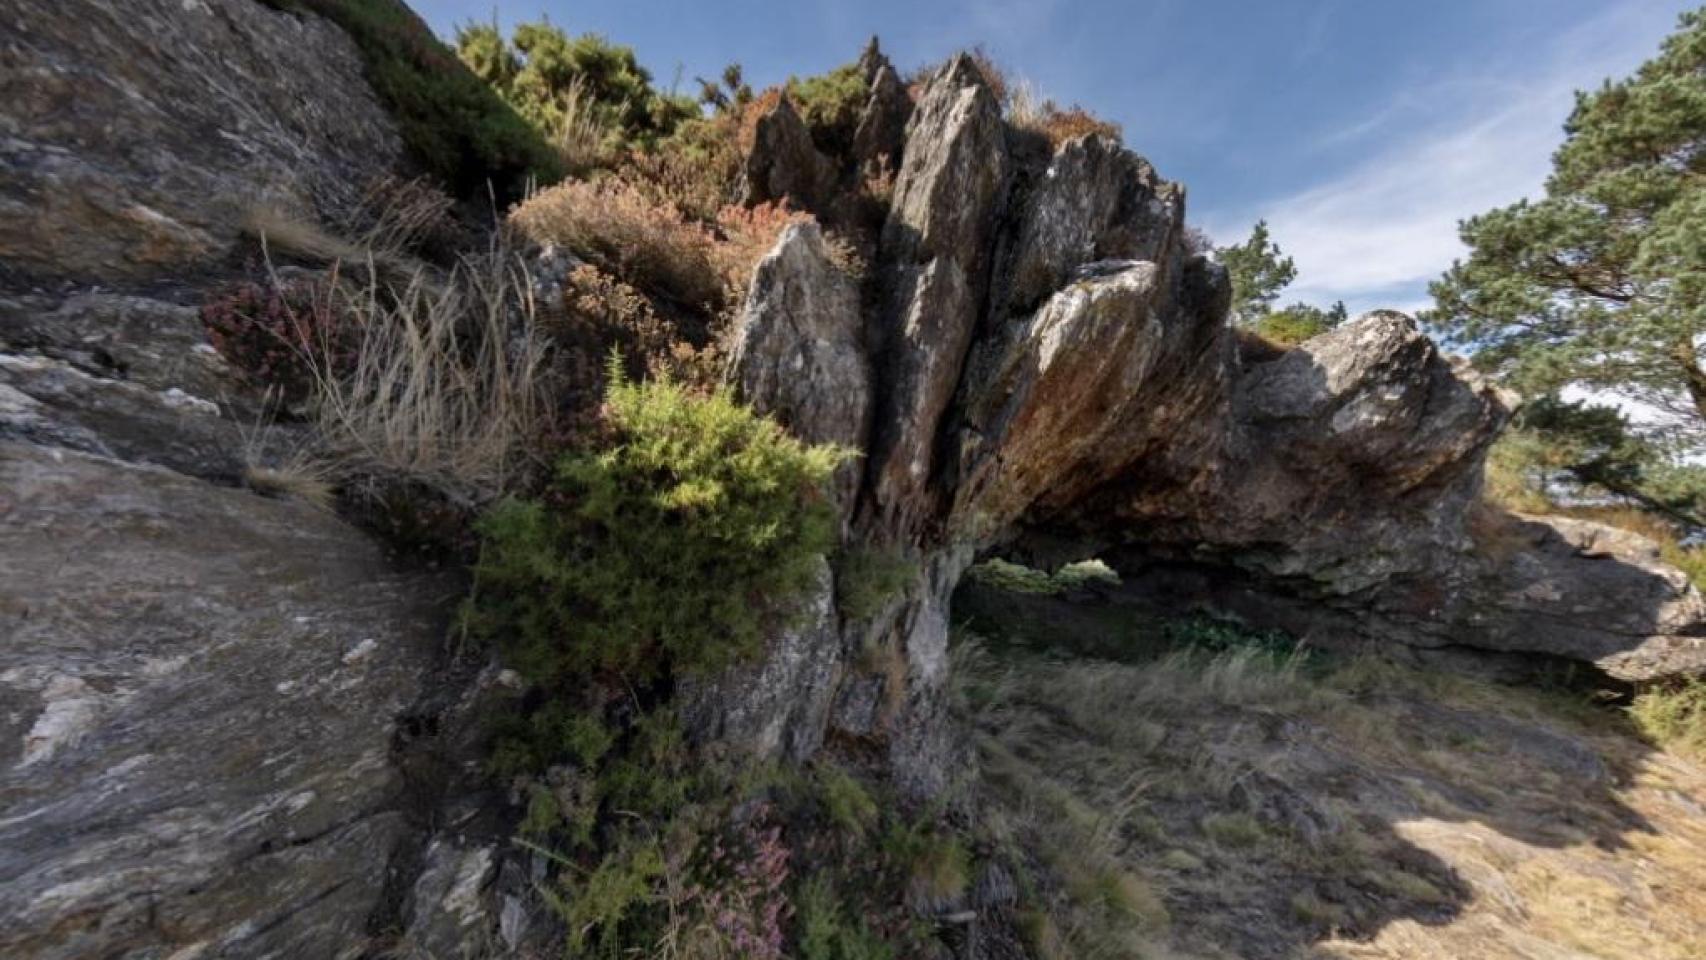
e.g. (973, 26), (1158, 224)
(1402, 514), (1706, 681)
(726, 222), (871, 520)
(0, 0), (401, 284)
(0, 442), (448, 959)
(741, 95), (839, 213)
(851, 43), (913, 172)
(715, 45), (1706, 805)
(865, 54), (1010, 538)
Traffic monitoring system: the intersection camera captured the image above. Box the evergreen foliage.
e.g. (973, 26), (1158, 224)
(465, 361), (848, 687)
(1428, 8), (1706, 496)
(1217, 220), (1297, 324)
(454, 20), (699, 157)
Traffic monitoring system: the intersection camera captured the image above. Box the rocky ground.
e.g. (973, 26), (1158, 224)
(957, 571), (1706, 960)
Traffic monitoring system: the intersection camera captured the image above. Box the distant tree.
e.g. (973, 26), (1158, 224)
(1217, 220), (1297, 324)
(1427, 9), (1706, 443)
(696, 63), (753, 114)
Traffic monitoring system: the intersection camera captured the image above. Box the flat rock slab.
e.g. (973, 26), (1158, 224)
(0, 441), (449, 959)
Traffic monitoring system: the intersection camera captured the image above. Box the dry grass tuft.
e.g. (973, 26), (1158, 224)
(304, 250), (552, 502)
(242, 205), (366, 265)
(243, 460), (338, 512)
(554, 75), (614, 176)
(1007, 77), (1123, 148)
(1630, 678), (1706, 758)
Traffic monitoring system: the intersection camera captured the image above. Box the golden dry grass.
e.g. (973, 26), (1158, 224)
(956, 628), (1706, 960)
(302, 250), (552, 502)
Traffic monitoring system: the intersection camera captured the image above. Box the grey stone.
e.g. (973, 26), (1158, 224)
(727, 221), (873, 521)
(0, 442), (448, 959)
(0, 0), (402, 284)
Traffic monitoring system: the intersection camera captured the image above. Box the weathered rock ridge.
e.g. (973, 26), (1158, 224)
(717, 49), (1706, 796)
(4, 12), (1705, 958)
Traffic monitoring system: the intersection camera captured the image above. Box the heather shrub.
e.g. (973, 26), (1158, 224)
(510, 179), (725, 307)
(714, 201), (814, 294)
(620, 123), (746, 223)
(201, 276), (352, 407)
(465, 363), (849, 687)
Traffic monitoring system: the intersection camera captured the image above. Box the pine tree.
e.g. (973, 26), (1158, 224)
(1428, 9), (1706, 436)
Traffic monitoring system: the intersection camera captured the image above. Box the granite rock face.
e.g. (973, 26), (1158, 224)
(0, 442), (448, 959)
(0, 0), (402, 284)
(715, 46), (1706, 800)
(726, 222), (872, 521)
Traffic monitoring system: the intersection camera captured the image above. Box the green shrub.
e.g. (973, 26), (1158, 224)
(835, 547), (917, 620)
(466, 361), (849, 686)
(965, 558), (1119, 596)
(786, 62), (870, 156)
(815, 765), (880, 838)
(798, 876), (895, 960)
(1249, 301), (1347, 347)
(260, 0), (561, 199)
(455, 21), (698, 159)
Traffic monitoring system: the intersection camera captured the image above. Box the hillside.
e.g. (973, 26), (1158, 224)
(2, 2), (1704, 958)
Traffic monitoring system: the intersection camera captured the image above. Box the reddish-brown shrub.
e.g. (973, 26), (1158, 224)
(714, 201), (812, 293)
(1031, 105), (1122, 148)
(509, 179), (725, 308)
(618, 121), (744, 223)
(201, 276), (353, 406)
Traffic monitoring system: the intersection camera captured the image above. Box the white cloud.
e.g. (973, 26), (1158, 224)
(1211, 2), (1688, 317)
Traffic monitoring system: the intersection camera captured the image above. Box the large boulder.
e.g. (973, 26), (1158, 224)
(0, 0), (401, 284)
(1401, 513), (1706, 681)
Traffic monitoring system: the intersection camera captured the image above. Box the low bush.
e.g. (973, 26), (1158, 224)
(465, 363), (849, 687)
(201, 275), (353, 407)
(258, 0), (561, 199)
(511, 179), (726, 307)
(797, 876), (894, 960)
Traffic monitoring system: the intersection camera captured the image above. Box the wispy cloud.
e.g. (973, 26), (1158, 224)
(1209, 2), (1684, 316)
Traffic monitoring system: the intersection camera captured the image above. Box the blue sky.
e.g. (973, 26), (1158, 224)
(410, 0), (1695, 315)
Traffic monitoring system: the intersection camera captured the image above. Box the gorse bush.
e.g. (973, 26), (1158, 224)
(786, 62), (870, 156)
(455, 20), (697, 160)
(466, 362), (849, 686)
